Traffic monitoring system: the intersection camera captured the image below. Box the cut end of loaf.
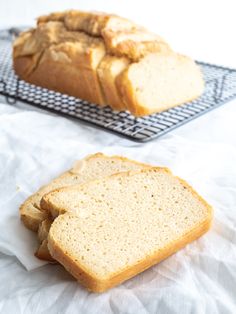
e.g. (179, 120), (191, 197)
(117, 52), (204, 116)
(47, 167), (212, 292)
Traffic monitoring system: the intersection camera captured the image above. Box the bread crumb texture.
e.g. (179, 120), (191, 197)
(48, 167), (212, 292)
(20, 153), (148, 232)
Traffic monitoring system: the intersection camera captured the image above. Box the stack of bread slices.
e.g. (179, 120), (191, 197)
(20, 153), (212, 292)
(13, 10), (204, 116)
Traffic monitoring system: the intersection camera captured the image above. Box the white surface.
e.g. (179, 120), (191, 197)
(0, 99), (236, 313)
(1, 1), (236, 312)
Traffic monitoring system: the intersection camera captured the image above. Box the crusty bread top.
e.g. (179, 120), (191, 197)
(40, 154), (150, 217)
(37, 10), (137, 36)
(47, 167), (212, 281)
(14, 21), (104, 57)
(14, 10), (171, 62)
(102, 28), (170, 60)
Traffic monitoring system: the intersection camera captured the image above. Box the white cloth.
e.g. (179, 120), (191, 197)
(0, 98), (236, 313)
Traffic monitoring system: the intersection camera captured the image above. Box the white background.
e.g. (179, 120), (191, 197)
(1, 1), (236, 313)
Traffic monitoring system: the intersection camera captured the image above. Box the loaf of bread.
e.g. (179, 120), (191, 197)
(13, 10), (204, 116)
(43, 167), (212, 292)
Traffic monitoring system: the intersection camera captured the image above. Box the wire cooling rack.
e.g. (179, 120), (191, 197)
(1, 28), (236, 142)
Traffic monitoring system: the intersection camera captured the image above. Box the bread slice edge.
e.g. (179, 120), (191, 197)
(48, 209), (212, 292)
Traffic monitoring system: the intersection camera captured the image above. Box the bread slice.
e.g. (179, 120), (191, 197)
(46, 168), (212, 292)
(37, 218), (52, 243)
(35, 239), (55, 262)
(97, 55), (130, 111)
(117, 52), (204, 116)
(20, 199), (49, 232)
(36, 154), (149, 261)
(35, 218), (53, 261)
(20, 153), (149, 232)
(35, 218), (54, 261)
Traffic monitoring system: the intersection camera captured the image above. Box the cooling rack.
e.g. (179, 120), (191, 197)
(1, 28), (236, 142)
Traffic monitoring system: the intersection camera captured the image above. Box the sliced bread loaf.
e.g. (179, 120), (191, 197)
(20, 153), (149, 232)
(16, 10), (192, 114)
(45, 168), (212, 292)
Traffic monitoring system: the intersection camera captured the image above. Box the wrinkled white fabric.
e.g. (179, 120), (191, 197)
(0, 98), (236, 313)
